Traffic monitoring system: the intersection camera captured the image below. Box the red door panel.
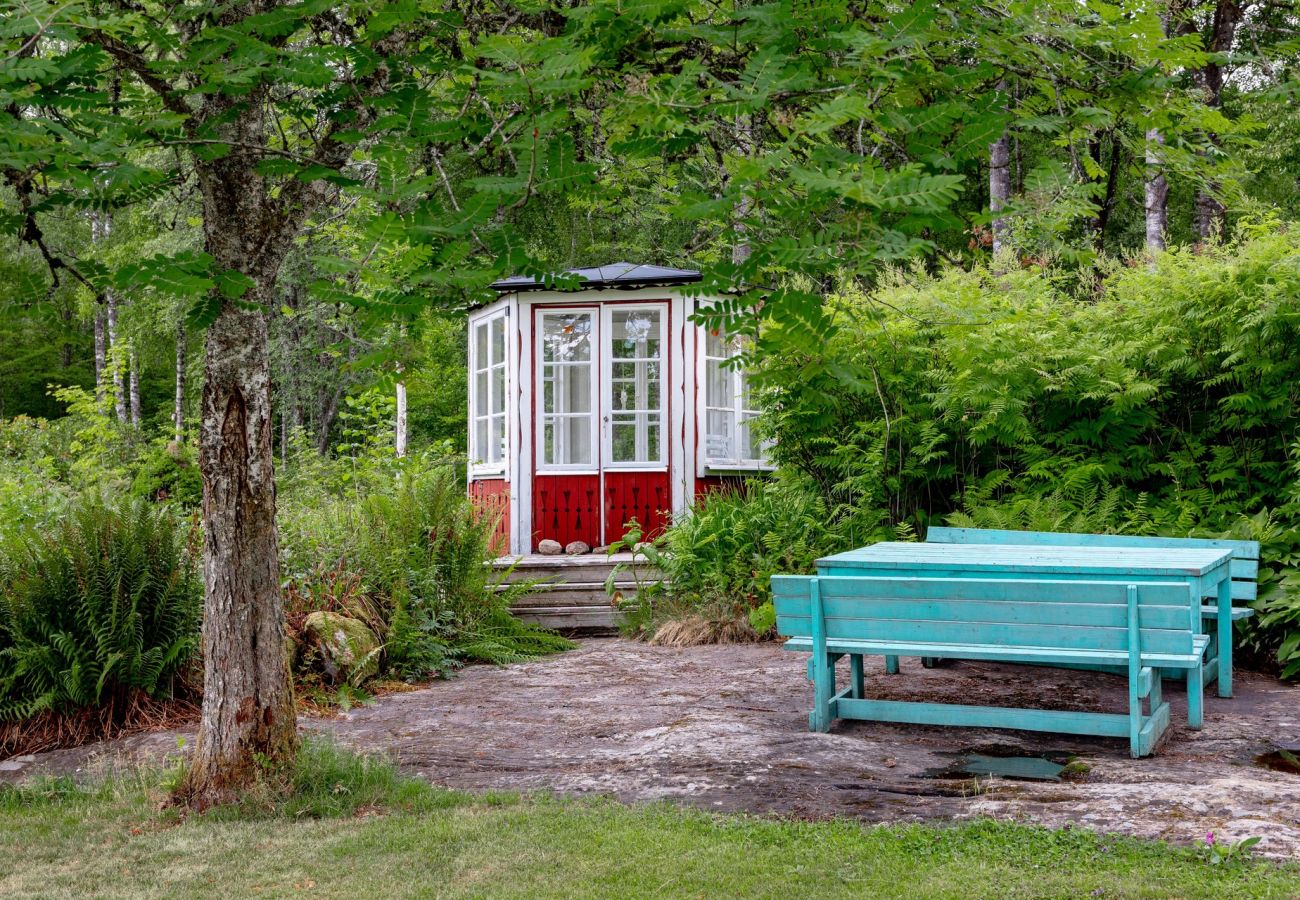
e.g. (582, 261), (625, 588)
(533, 474), (601, 550)
(603, 471), (670, 546)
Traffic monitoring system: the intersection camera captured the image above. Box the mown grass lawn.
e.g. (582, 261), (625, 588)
(1, 743), (1296, 899)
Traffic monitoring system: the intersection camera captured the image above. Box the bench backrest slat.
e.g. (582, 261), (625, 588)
(925, 526), (1259, 600)
(772, 575), (1195, 655)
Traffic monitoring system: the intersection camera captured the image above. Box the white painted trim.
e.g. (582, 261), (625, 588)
(514, 293), (532, 555)
(671, 293), (690, 516)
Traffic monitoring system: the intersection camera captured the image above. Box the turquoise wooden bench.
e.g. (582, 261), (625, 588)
(925, 527), (1258, 698)
(773, 575), (1207, 758)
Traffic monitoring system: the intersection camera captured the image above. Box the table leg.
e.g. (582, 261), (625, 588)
(850, 654), (865, 698)
(1217, 576), (1232, 698)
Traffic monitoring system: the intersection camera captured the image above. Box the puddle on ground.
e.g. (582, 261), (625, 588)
(1256, 745), (1300, 775)
(924, 746), (1082, 783)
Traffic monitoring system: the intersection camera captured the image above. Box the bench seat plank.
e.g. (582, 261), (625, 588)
(785, 635), (1209, 670)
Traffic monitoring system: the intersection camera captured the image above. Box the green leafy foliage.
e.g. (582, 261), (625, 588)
(756, 225), (1300, 675)
(618, 477), (895, 638)
(278, 451), (574, 680)
(0, 495), (200, 720)
(128, 441), (202, 507)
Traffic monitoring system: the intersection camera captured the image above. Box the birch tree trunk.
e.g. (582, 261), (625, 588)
(90, 211), (112, 415)
(106, 288), (127, 423)
(129, 349), (141, 426)
(988, 80), (1012, 257)
(395, 368), (408, 458)
(174, 321), (187, 441)
(731, 115), (754, 268)
(93, 210), (128, 423)
(93, 306), (107, 412)
(1145, 127), (1168, 253)
(988, 132), (1011, 255)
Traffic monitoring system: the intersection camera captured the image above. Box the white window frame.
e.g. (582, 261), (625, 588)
(536, 306), (599, 474)
(699, 323), (773, 472)
(602, 302), (669, 472)
(469, 307), (510, 476)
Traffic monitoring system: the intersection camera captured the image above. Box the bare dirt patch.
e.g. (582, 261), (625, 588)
(6, 638), (1299, 858)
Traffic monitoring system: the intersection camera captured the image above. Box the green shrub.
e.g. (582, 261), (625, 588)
(755, 225), (1300, 675)
(129, 441), (203, 507)
(0, 495), (201, 721)
(278, 454), (574, 681)
(619, 476), (893, 638)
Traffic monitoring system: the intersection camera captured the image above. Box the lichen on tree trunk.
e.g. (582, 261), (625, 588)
(178, 301), (297, 808)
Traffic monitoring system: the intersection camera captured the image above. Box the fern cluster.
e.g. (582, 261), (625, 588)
(279, 458), (574, 682)
(0, 495), (200, 721)
(727, 226), (1300, 673)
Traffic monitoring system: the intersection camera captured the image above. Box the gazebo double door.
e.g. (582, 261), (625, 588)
(532, 302), (671, 549)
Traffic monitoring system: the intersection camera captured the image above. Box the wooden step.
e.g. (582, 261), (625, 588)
(490, 552), (661, 585)
(506, 582), (637, 608)
(491, 553), (661, 635)
(513, 604), (627, 632)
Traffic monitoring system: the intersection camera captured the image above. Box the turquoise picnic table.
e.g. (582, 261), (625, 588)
(815, 541), (1236, 714)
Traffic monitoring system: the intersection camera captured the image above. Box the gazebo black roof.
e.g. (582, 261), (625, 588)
(489, 262), (701, 293)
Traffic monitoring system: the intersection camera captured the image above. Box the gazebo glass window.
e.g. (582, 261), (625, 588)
(540, 311), (594, 467)
(704, 330), (770, 468)
(609, 308), (664, 465)
(470, 311), (507, 470)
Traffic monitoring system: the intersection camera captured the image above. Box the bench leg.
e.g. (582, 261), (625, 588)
(850, 654), (865, 699)
(921, 657), (940, 669)
(1216, 579), (1233, 698)
(810, 652), (837, 733)
(1187, 662), (1204, 730)
(885, 655), (900, 675)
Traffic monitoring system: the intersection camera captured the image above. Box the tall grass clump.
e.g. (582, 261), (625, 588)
(0, 494), (200, 754)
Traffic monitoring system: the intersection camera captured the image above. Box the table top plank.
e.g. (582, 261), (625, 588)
(816, 541), (1232, 578)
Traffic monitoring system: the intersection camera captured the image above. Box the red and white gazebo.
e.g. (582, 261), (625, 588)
(468, 262), (771, 555)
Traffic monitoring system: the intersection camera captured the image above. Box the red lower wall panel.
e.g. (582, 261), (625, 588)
(604, 471), (670, 546)
(468, 478), (511, 556)
(694, 474), (747, 501)
(533, 474), (601, 550)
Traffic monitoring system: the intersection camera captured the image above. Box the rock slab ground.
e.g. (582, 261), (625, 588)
(5, 639), (1299, 858)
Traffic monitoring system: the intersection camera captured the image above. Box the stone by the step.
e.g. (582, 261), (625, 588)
(538, 539), (563, 555)
(565, 540), (592, 555)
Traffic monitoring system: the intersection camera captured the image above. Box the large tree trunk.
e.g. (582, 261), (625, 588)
(177, 91), (298, 810)
(181, 302), (295, 808)
(181, 325), (295, 800)
(1145, 127), (1169, 253)
(731, 115), (754, 268)
(174, 321), (187, 442)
